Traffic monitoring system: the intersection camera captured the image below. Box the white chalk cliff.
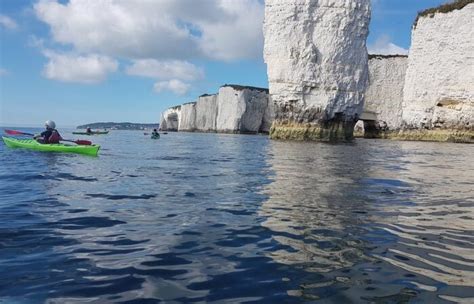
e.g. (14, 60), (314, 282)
(159, 1), (473, 143)
(216, 85), (269, 133)
(401, 2), (474, 140)
(357, 55), (408, 136)
(263, 0), (371, 140)
(160, 85), (270, 134)
(160, 106), (181, 131)
(178, 102), (197, 132)
(356, 1), (473, 142)
(195, 94), (218, 132)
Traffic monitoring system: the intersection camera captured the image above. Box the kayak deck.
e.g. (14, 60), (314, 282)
(2, 137), (100, 156)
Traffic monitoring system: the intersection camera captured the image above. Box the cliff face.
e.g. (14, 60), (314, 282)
(401, 2), (474, 142)
(360, 55), (408, 137)
(260, 97), (275, 133)
(179, 102), (197, 132)
(195, 95), (218, 131)
(160, 85), (270, 134)
(160, 106), (181, 131)
(264, 0), (371, 141)
(216, 86), (269, 133)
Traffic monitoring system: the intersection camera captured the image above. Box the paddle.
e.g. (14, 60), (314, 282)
(4, 129), (92, 145)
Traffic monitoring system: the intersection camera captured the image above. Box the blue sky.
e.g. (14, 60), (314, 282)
(0, 0), (447, 127)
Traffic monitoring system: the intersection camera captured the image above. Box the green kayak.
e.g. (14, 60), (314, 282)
(72, 131), (109, 135)
(151, 134), (160, 139)
(2, 137), (100, 156)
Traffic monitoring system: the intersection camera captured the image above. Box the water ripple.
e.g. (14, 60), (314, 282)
(1, 131), (473, 303)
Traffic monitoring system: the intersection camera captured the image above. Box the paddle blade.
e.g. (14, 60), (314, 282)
(4, 129), (34, 136)
(60, 139), (92, 145)
(74, 140), (92, 145)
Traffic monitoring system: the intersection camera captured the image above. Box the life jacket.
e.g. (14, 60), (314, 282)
(47, 130), (62, 144)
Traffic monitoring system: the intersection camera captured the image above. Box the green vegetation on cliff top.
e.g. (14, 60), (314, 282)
(221, 84), (269, 93)
(368, 54), (408, 60)
(415, 0), (474, 27)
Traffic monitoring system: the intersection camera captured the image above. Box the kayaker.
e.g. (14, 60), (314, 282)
(151, 129), (160, 138)
(86, 127), (92, 134)
(34, 120), (62, 144)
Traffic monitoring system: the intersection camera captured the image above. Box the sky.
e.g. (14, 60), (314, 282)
(0, 0), (449, 127)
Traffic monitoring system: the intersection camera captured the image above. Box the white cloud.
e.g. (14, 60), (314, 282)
(368, 35), (409, 55)
(0, 14), (18, 30)
(126, 60), (204, 81)
(197, 0), (264, 61)
(34, 0), (264, 61)
(154, 79), (190, 95)
(42, 50), (118, 84)
(33, 0), (264, 94)
(0, 68), (8, 76)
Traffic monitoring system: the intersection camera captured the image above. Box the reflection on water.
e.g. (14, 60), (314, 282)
(260, 139), (474, 302)
(375, 144), (474, 291)
(260, 142), (373, 273)
(0, 130), (473, 303)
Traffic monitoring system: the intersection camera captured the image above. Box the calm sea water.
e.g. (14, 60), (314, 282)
(0, 128), (473, 303)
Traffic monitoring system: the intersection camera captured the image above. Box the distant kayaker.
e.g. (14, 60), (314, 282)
(34, 120), (62, 144)
(86, 127), (92, 134)
(152, 129), (160, 138)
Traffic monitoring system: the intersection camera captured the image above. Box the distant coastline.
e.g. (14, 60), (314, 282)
(77, 122), (159, 130)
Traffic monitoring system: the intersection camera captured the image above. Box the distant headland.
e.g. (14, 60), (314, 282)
(77, 122), (159, 130)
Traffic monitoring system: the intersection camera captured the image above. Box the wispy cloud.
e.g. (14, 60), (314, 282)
(368, 35), (408, 55)
(0, 68), (8, 76)
(126, 59), (204, 95)
(154, 79), (190, 95)
(0, 14), (18, 30)
(126, 59), (203, 81)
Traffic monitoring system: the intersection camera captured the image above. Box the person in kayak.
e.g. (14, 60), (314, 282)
(86, 127), (92, 134)
(34, 120), (62, 144)
(151, 129), (160, 138)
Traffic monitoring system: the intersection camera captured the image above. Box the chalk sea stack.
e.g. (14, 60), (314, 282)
(264, 0), (371, 141)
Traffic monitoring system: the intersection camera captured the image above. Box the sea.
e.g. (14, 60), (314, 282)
(0, 128), (473, 303)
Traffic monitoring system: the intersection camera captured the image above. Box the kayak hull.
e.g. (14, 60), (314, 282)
(2, 137), (100, 156)
(73, 131), (109, 135)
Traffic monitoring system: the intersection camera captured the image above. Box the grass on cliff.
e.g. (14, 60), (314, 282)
(222, 84), (269, 93)
(414, 0), (474, 27)
(368, 54), (408, 60)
